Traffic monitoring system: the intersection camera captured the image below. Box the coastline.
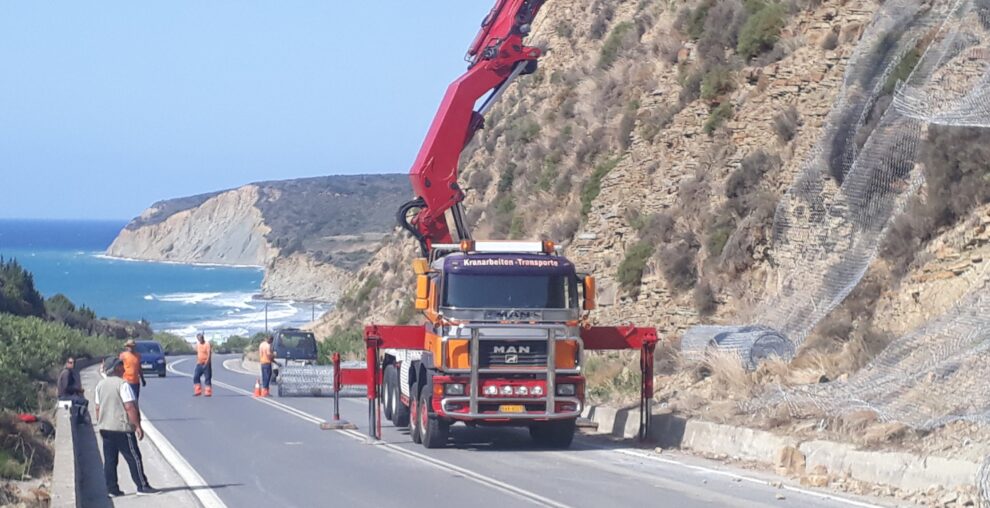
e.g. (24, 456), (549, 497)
(93, 253), (264, 270)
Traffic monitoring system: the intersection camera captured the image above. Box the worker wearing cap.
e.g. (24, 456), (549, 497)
(193, 333), (213, 397)
(119, 339), (146, 401)
(95, 357), (157, 497)
(258, 334), (275, 397)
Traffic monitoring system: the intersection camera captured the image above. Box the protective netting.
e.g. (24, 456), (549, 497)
(680, 0), (990, 496)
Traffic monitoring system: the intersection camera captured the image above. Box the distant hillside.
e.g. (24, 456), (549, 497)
(107, 174), (410, 300)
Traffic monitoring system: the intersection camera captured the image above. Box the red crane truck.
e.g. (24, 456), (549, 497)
(338, 0), (658, 449)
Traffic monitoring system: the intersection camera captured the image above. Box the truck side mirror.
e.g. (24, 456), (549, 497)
(582, 275), (596, 311)
(415, 274), (430, 310)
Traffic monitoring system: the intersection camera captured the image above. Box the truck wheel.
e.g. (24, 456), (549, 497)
(383, 365), (396, 421)
(529, 419), (576, 449)
(419, 387), (449, 449)
(392, 378), (410, 427)
(410, 382), (422, 444)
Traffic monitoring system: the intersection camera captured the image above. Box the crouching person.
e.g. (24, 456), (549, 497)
(57, 357), (89, 423)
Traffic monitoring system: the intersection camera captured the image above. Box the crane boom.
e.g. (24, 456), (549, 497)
(398, 0), (546, 256)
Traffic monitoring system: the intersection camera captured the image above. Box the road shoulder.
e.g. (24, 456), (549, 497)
(81, 365), (215, 507)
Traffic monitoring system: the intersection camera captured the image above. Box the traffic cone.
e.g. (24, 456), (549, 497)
(204, 386), (213, 397)
(253, 379), (261, 397)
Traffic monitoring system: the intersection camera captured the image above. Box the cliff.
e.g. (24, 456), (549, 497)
(108, 174), (410, 300)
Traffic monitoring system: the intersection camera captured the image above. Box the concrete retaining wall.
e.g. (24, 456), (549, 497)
(51, 408), (78, 508)
(582, 405), (982, 493)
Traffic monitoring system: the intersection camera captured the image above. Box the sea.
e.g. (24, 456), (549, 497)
(0, 219), (328, 341)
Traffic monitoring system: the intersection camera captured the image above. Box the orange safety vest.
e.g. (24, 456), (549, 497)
(196, 342), (211, 365)
(119, 351), (141, 384)
(259, 342), (273, 365)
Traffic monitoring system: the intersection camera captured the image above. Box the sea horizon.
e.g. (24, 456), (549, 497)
(0, 218), (327, 341)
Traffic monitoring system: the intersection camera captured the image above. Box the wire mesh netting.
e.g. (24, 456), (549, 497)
(681, 0), (990, 497)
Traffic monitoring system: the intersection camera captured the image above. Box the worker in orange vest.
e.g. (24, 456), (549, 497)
(258, 334), (275, 397)
(193, 333), (213, 397)
(119, 339), (146, 402)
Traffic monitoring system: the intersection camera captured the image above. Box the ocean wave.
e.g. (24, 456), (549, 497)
(92, 253), (263, 270)
(161, 299), (328, 340)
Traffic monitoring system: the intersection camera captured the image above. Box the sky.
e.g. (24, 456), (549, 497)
(0, 2), (493, 220)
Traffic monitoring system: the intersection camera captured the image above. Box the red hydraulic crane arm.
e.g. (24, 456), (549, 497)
(398, 0), (546, 255)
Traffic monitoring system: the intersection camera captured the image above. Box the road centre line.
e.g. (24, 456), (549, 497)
(217, 357), (882, 508)
(177, 358), (571, 508)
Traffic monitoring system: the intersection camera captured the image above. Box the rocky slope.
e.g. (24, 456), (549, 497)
(109, 175), (409, 300)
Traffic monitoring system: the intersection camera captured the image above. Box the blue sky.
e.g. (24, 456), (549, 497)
(0, 2), (492, 220)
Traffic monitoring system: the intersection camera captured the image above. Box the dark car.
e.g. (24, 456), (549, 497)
(135, 340), (167, 377)
(271, 328), (318, 383)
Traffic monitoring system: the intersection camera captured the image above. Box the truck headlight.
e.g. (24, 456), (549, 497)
(484, 385), (499, 396)
(556, 384), (576, 396)
(500, 385), (514, 396)
(515, 386), (529, 396)
(444, 383), (465, 396)
(532, 385), (544, 396)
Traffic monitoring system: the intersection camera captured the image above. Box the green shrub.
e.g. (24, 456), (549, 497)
(700, 66), (736, 101)
(509, 215), (527, 239)
(706, 212), (736, 257)
(318, 328), (364, 362)
(395, 299), (417, 326)
(0, 314), (118, 411)
(736, 3), (786, 60)
(703, 103), (734, 135)
(0, 258), (45, 318)
(617, 241), (654, 294)
(153, 332), (194, 355)
(598, 21), (636, 69)
(882, 47), (921, 95)
(581, 157), (622, 217)
(659, 234), (700, 292)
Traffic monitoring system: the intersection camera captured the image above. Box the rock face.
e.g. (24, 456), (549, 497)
(108, 185), (274, 266)
(108, 174), (410, 301)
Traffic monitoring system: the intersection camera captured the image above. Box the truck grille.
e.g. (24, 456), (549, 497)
(478, 340), (548, 368)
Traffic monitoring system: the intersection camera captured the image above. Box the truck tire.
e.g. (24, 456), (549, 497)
(383, 365), (396, 421)
(419, 383), (449, 449)
(410, 381), (422, 444)
(529, 419), (576, 449)
(392, 378), (410, 427)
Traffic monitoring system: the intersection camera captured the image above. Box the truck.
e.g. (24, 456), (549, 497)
(335, 0), (658, 449)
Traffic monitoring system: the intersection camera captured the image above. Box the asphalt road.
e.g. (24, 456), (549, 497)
(134, 354), (896, 508)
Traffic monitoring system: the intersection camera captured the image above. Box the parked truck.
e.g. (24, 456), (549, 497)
(334, 0), (658, 449)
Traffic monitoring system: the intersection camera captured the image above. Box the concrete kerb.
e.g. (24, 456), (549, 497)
(50, 356), (105, 508)
(581, 405), (982, 494)
(51, 408), (78, 508)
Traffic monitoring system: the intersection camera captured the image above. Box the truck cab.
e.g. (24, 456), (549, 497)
(382, 240), (594, 449)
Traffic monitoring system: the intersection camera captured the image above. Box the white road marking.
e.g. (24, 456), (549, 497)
(175, 358), (569, 508)
(141, 412), (227, 508)
(213, 357), (885, 508)
(606, 448), (885, 508)
(100, 365), (227, 508)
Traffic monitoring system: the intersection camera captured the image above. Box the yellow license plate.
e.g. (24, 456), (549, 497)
(499, 404), (525, 413)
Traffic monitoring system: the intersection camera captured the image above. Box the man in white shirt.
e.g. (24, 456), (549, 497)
(95, 357), (158, 497)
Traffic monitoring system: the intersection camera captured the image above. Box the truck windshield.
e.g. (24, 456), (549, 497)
(276, 332), (318, 359)
(442, 274), (576, 309)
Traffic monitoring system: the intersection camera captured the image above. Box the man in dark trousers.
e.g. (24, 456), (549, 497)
(56, 357), (88, 422)
(95, 357), (158, 497)
(193, 333), (213, 396)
